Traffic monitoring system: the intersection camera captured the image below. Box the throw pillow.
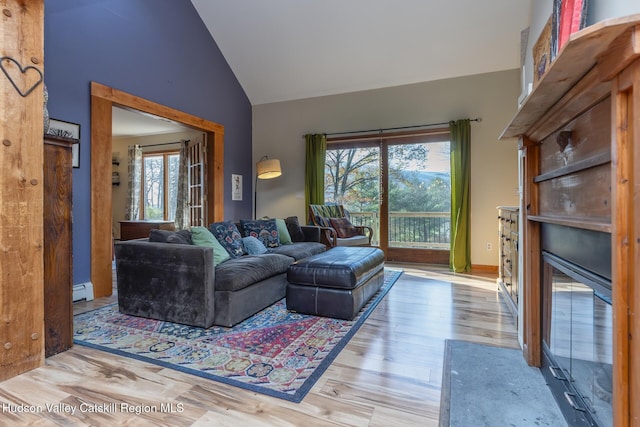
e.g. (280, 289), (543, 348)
(240, 219), (280, 248)
(241, 236), (268, 255)
(275, 218), (293, 245)
(148, 229), (193, 245)
(190, 226), (231, 266)
(329, 217), (359, 238)
(285, 216), (305, 242)
(209, 221), (244, 258)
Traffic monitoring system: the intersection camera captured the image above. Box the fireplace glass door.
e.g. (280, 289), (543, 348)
(543, 253), (612, 427)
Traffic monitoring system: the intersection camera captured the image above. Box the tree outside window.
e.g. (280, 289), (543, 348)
(142, 151), (180, 221)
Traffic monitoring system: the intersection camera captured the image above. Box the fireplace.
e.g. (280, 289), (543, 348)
(540, 224), (612, 426)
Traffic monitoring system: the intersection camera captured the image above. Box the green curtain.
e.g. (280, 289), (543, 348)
(449, 119), (471, 272)
(304, 134), (327, 220)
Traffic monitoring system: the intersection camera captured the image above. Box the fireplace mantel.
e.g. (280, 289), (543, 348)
(501, 14), (640, 427)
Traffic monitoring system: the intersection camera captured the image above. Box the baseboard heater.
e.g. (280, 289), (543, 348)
(73, 282), (95, 302)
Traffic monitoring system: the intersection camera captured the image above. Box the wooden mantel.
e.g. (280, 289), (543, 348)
(501, 13), (640, 427)
(502, 14), (640, 140)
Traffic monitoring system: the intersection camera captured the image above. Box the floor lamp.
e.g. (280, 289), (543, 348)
(254, 156), (282, 219)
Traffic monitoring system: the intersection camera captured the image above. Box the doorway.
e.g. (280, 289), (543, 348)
(90, 82), (225, 298)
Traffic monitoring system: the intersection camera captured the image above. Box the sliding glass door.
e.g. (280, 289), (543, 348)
(325, 129), (451, 263)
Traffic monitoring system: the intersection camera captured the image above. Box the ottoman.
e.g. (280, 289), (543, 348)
(286, 246), (385, 320)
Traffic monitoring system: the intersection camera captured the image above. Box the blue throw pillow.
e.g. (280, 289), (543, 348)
(240, 219), (280, 248)
(241, 236), (268, 255)
(209, 221), (244, 258)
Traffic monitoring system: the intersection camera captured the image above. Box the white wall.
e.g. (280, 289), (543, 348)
(253, 69), (521, 267)
(111, 130), (203, 239)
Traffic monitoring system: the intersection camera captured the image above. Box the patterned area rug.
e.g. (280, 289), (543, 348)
(74, 269), (402, 402)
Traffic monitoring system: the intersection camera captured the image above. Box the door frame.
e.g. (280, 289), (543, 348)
(90, 82), (225, 298)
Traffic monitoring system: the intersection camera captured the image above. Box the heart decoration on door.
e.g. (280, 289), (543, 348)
(0, 56), (43, 97)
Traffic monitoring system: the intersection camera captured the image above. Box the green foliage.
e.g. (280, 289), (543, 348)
(325, 144), (450, 214)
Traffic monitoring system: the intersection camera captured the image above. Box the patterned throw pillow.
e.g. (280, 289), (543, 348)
(242, 236), (268, 255)
(240, 219), (280, 248)
(209, 221), (244, 258)
(329, 217), (359, 238)
(285, 216), (305, 242)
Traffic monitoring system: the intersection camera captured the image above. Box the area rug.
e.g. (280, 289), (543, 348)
(74, 269), (402, 403)
(439, 340), (567, 426)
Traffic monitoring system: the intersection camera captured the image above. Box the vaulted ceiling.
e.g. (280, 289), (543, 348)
(191, 0), (531, 105)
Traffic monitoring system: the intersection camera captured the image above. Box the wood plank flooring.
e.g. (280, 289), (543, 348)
(0, 264), (518, 426)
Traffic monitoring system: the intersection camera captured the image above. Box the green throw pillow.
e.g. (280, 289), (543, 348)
(191, 226), (230, 266)
(276, 218), (293, 245)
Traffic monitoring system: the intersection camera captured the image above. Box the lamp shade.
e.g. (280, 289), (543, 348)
(256, 158), (282, 179)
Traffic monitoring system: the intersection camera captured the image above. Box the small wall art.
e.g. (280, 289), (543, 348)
(232, 174), (243, 201)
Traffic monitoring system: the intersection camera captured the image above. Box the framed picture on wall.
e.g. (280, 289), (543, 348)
(47, 118), (80, 168)
(232, 174), (243, 201)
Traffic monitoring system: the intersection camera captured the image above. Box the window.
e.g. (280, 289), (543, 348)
(141, 151), (180, 221)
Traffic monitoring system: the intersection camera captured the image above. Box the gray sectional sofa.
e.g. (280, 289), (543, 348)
(114, 222), (325, 328)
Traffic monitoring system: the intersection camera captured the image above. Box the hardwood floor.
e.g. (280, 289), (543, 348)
(1, 264), (518, 426)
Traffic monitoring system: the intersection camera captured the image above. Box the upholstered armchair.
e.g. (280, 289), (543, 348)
(308, 204), (373, 248)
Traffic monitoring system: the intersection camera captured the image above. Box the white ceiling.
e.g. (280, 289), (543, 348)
(112, 107), (193, 137)
(191, 0), (531, 105)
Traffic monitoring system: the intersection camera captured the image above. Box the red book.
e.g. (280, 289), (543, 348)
(558, 0), (585, 52)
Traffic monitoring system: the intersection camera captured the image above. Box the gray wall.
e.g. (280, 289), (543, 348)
(44, 0), (253, 286)
(253, 69), (521, 267)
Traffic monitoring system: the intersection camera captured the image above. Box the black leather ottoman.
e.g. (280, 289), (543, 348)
(286, 246), (385, 320)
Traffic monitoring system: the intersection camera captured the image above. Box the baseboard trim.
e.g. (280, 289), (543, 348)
(73, 282), (95, 302)
(471, 264), (498, 274)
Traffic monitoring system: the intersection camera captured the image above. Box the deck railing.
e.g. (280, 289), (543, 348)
(348, 211), (450, 248)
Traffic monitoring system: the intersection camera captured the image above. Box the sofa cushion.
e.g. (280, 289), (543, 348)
(275, 218), (293, 244)
(242, 236), (268, 255)
(191, 226), (230, 266)
(269, 241), (326, 261)
(214, 253), (293, 292)
(285, 216), (305, 242)
(210, 221), (244, 258)
(240, 219), (280, 248)
(149, 229), (193, 245)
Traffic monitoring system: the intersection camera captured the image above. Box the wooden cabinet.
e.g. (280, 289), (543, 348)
(497, 207), (518, 319)
(43, 135), (74, 357)
(119, 220), (175, 241)
(501, 15), (640, 426)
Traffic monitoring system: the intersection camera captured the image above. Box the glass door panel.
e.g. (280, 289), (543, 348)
(324, 146), (380, 245)
(387, 141), (450, 249)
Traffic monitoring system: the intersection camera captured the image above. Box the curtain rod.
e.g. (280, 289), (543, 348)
(136, 140), (190, 148)
(316, 118), (481, 138)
